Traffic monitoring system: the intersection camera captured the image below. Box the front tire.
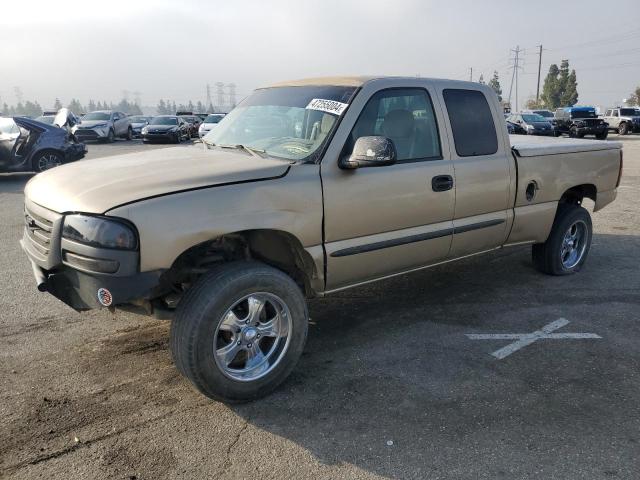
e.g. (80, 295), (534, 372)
(595, 131), (608, 140)
(126, 127), (133, 140)
(618, 122), (629, 135)
(106, 129), (115, 143)
(170, 262), (308, 403)
(532, 204), (592, 275)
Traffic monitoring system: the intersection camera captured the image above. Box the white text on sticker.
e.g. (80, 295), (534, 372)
(306, 98), (349, 116)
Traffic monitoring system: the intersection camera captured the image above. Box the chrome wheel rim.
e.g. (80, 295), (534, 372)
(213, 292), (292, 382)
(37, 153), (61, 171)
(560, 220), (588, 269)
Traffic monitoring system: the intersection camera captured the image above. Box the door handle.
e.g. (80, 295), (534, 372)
(432, 175), (454, 192)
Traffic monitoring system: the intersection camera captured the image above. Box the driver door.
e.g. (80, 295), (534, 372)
(321, 83), (455, 291)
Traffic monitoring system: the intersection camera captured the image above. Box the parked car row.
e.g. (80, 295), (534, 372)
(506, 105), (640, 139)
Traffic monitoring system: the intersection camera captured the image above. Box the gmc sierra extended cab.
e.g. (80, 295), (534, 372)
(21, 77), (623, 402)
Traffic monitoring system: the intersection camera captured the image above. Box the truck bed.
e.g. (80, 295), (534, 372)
(505, 135), (622, 246)
(509, 134), (622, 157)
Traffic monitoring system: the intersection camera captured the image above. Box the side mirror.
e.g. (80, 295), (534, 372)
(339, 136), (397, 170)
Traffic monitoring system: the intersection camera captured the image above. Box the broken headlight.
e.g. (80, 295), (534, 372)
(62, 215), (138, 250)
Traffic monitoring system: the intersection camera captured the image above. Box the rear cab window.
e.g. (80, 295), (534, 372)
(443, 89), (498, 157)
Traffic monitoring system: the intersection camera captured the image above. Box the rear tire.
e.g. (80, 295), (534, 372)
(170, 261), (308, 403)
(32, 150), (63, 172)
(532, 204), (592, 275)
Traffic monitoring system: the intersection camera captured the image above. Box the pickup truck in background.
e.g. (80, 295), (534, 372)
(21, 77), (623, 402)
(554, 106), (609, 139)
(603, 107), (640, 135)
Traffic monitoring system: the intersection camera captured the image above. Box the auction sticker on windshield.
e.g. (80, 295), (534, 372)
(306, 99), (349, 116)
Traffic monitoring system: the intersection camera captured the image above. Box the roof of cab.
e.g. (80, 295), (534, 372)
(265, 76), (491, 90)
(267, 76), (377, 88)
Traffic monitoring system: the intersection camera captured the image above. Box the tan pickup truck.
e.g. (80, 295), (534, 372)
(21, 76), (623, 402)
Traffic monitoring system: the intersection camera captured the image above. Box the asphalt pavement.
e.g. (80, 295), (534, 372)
(1, 135), (639, 479)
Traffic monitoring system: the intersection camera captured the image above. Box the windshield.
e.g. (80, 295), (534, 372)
(150, 116), (177, 125)
(533, 110), (553, 118)
(204, 85), (358, 162)
(204, 114), (224, 124)
(620, 108), (638, 116)
(522, 114), (547, 123)
(571, 110), (596, 119)
(129, 116), (150, 123)
(83, 112), (111, 121)
(35, 116), (55, 124)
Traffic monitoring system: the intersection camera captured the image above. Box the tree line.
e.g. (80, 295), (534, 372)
(2, 98), (143, 117)
(156, 99), (219, 115)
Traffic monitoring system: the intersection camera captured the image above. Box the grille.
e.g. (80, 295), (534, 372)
(583, 119), (601, 127)
(75, 130), (99, 139)
(23, 204), (61, 267)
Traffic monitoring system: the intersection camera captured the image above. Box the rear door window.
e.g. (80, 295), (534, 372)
(443, 89), (498, 157)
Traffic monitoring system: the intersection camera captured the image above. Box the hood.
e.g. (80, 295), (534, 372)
(529, 121), (552, 128)
(25, 146), (291, 214)
(131, 122), (147, 128)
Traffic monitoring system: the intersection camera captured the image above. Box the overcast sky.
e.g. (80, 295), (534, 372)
(1, 0), (639, 111)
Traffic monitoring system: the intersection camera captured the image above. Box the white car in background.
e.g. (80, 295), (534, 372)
(198, 114), (225, 138)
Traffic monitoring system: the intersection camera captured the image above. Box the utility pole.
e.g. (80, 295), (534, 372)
(535, 45), (543, 105)
(469, 67), (473, 82)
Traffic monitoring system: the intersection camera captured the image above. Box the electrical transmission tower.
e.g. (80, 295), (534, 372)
(507, 46), (523, 112)
(227, 83), (236, 108)
(206, 84), (213, 112)
(215, 82), (225, 110)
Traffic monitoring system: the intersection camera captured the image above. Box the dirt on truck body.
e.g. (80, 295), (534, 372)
(21, 76), (623, 402)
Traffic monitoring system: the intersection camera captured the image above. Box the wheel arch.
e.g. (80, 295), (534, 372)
(559, 183), (597, 206)
(163, 229), (322, 298)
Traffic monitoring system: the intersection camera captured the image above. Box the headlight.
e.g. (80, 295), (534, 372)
(92, 123), (108, 128)
(141, 127), (148, 134)
(526, 124), (535, 130)
(63, 215), (137, 250)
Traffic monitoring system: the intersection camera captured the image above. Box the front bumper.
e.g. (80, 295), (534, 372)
(74, 128), (109, 141)
(21, 199), (164, 311)
(142, 132), (177, 142)
(22, 234), (163, 311)
(576, 125), (607, 135)
(22, 248), (163, 310)
(527, 129), (555, 136)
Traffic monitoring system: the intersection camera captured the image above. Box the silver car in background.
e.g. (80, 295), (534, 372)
(72, 110), (132, 142)
(198, 113), (225, 138)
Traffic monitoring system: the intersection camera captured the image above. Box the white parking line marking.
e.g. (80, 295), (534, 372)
(466, 318), (602, 359)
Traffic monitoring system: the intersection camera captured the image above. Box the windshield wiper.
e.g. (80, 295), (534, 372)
(218, 143), (266, 158)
